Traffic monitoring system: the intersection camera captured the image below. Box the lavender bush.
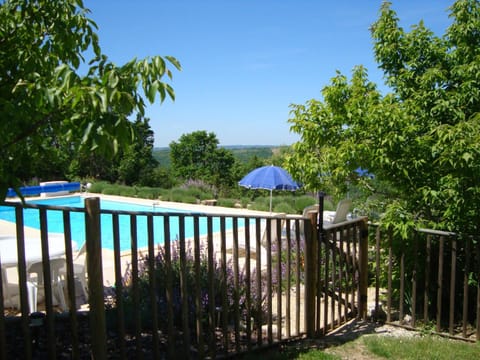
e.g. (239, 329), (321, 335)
(118, 240), (267, 337)
(270, 227), (306, 292)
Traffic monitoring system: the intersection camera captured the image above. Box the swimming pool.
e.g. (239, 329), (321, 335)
(0, 196), (240, 251)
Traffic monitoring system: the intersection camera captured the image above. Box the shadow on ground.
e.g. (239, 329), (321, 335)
(237, 319), (386, 359)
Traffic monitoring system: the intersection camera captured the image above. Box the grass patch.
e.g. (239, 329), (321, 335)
(363, 335), (480, 359)
(295, 351), (341, 359)
(242, 333), (480, 360)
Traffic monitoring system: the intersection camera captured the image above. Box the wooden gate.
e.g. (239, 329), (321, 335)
(303, 212), (369, 337)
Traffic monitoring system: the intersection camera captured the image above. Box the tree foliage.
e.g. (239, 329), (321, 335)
(169, 131), (236, 190)
(0, 0), (181, 199)
(68, 114), (159, 186)
(286, 0), (480, 237)
(116, 114), (159, 186)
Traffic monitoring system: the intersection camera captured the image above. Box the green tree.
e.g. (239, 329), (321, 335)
(286, 0), (480, 238)
(0, 0), (181, 199)
(244, 154), (266, 173)
(117, 114), (159, 186)
(68, 114), (159, 185)
(170, 131), (235, 189)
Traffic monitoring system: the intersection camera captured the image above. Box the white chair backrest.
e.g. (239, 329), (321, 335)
(302, 199), (352, 227)
(332, 199), (352, 224)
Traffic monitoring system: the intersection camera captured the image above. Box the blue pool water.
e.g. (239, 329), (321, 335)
(0, 196), (238, 251)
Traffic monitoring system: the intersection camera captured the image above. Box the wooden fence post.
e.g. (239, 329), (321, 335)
(358, 219), (369, 320)
(304, 212), (318, 337)
(85, 197), (107, 359)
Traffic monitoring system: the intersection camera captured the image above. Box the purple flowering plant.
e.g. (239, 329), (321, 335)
(119, 239), (268, 336)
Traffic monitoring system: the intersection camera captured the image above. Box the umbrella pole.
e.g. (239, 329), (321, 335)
(269, 189), (273, 213)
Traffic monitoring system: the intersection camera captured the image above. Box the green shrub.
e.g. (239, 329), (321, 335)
(156, 188), (171, 200)
(273, 202), (296, 214)
(135, 186), (162, 199)
(216, 198), (236, 208)
(257, 196), (271, 207)
(87, 181), (109, 194)
(135, 190), (154, 199)
(183, 196), (199, 204)
(324, 198), (334, 211)
(249, 198), (270, 212)
(165, 189), (198, 204)
(150, 188), (163, 198)
(119, 186), (137, 197)
(163, 190), (180, 202)
(290, 195), (317, 213)
(182, 186), (209, 200)
(239, 197), (250, 208)
(101, 185), (119, 195)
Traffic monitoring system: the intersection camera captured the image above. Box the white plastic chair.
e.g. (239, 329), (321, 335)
(323, 199), (352, 224)
(27, 257), (67, 310)
(58, 241), (88, 303)
(301, 198), (353, 237)
(1, 267), (15, 309)
(1, 274), (37, 313)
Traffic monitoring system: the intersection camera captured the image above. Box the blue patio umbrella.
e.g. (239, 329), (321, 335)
(239, 165), (300, 212)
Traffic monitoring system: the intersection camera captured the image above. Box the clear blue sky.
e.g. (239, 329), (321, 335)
(84, 0), (453, 148)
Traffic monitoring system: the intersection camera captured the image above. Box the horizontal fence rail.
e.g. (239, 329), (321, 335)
(370, 224), (479, 342)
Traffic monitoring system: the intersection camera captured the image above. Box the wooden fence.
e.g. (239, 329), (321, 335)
(0, 197), (368, 359)
(369, 224), (480, 341)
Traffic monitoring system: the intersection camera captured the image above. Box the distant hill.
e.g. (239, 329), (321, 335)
(153, 145), (280, 167)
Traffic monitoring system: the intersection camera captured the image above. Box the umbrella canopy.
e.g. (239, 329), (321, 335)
(239, 165), (300, 212)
